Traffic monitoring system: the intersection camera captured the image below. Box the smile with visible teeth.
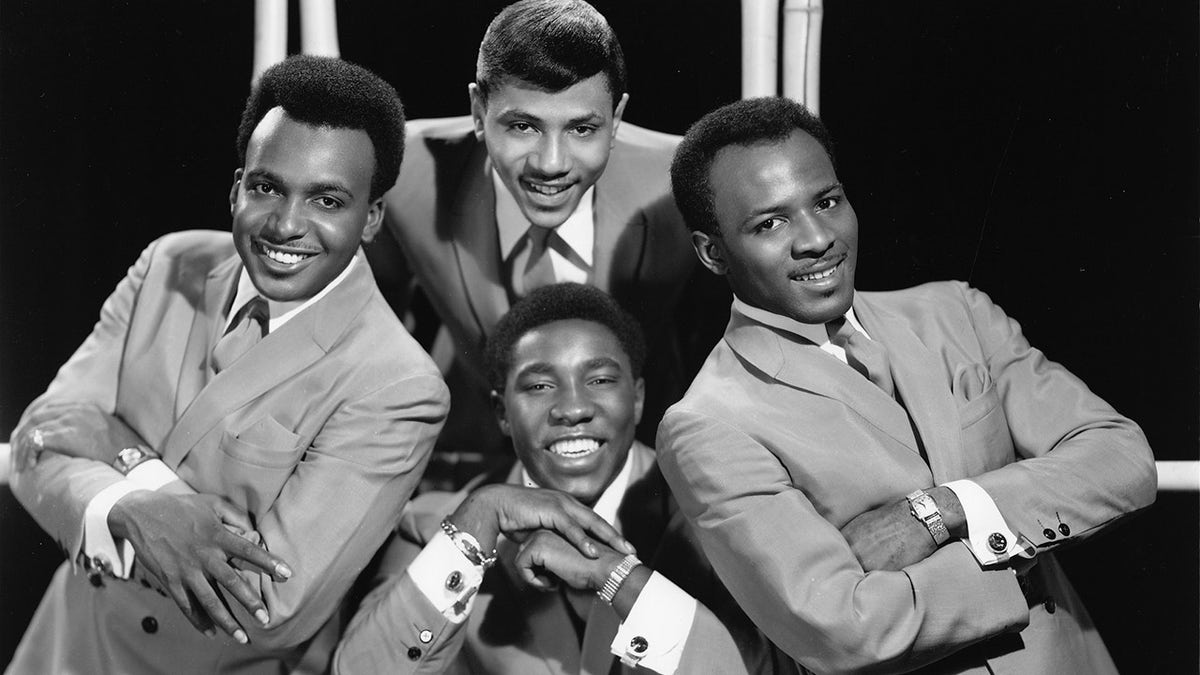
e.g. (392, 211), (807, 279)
(523, 180), (572, 196)
(259, 242), (316, 266)
(795, 261), (840, 282)
(548, 438), (601, 458)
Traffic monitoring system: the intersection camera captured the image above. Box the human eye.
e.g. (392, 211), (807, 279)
(815, 195), (842, 211)
(754, 216), (786, 233)
(509, 121), (537, 134)
(570, 124), (598, 137)
(251, 182), (278, 196)
(313, 195), (344, 210)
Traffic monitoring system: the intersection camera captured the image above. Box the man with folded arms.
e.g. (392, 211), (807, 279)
(658, 97), (1157, 674)
(8, 56), (448, 674)
(334, 283), (790, 674)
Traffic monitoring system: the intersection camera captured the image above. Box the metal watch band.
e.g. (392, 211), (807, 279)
(597, 554), (641, 605)
(906, 489), (950, 546)
(440, 518), (498, 569)
(113, 445), (159, 475)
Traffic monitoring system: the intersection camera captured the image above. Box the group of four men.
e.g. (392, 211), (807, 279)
(8, 1), (1155, 674)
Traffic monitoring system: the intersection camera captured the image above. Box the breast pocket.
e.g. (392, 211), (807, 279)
(219, 416), (307, 516)
(953, 363), (1015, 472)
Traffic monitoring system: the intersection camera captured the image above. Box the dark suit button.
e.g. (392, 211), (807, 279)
(1042, 528), (1056, 540)
(89, 574), (104, 588)
(142, 616), (158, 634)
(1043, 598), (1056, 614)
(629, 636), (649, 654)
(407, 646), (422, 661)
(987, 532), (1007, 553)
(1058, 523), (1070, 537)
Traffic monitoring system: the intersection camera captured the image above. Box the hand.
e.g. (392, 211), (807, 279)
(13, 402), (146, 470)
(513, 529), (627, 592)
(840, 499), (936, 572)
(109, 491), (293, 643)
(450, 484), (635, 558)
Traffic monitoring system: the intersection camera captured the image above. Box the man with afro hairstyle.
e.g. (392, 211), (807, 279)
(8, 55), (448, 674)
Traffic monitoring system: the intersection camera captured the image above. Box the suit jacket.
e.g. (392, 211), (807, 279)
(657, 281), (1157, 675)
(9, 231), (449, 674)
(366, 117), (696, 456)
(333, 442), (796, 675)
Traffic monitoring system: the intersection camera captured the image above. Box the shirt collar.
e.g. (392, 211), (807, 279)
(520, 447), (635, 530)
(731, 294), (870, 345)
(227, 255), (357, 334)
(494, 170), (595, 266)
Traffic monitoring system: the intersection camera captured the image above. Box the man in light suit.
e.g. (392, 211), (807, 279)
(333, 283), (793, 674)
(7, 56), (448, 674)
(366, 0), (696, 463)
(657, 96), (1157, 673)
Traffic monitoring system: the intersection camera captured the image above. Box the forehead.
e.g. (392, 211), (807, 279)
(484, 74), (614, 120)
(709, 131), (836, 221)
(245, 107), (375, 186)
(508, 318), (629, 374)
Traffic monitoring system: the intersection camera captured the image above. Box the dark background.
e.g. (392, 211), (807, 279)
(2, 1), (1196, 671)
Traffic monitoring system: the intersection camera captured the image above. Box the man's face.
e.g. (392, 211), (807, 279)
(495, 318), (644, 506)
(230, 107), (383, 302)
(471, 75), (627, 230)
(693, 130), (858, 324)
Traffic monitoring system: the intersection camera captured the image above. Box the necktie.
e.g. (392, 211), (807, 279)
(827, 317), (895, 397)
(212, 296), (269, 373)
(512, 226), (558, 298)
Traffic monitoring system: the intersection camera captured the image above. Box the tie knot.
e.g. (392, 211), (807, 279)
(526, 225), (555, 257)
(826, 316), (855, 345)
(227, 296), (269, 337)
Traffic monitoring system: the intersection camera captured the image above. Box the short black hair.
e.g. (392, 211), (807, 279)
(671, 96), (837, 235)
(236, 55), (405, 201)
(485, 283), (646, 391)
(475, 0), (626, 110)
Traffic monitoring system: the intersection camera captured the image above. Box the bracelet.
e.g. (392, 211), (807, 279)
(440, 518), (497, 569)
(597, 554), (641, 605)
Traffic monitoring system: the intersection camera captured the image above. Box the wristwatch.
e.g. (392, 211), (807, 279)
(906, 489), (950, 546)
(113, 445), (160, 475)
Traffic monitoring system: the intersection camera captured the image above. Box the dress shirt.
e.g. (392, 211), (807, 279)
(494, 170), (594, 284)
(408, 451), (698, 674)
(731, 296), (1027, 567)
(81, 257), (359, 578)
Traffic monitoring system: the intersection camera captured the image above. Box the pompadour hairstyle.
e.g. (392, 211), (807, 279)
(485, 283), (646, 391)
(236, 55), (405, 201)
(475, 0), (627, 109)
(670, 96), (837, 235)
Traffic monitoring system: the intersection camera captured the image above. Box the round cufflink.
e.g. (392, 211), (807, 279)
(445, 571), (463, 591)
(987, 532), (1007, 553)
(629, 636), (648, 654)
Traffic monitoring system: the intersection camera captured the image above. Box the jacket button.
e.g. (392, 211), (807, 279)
(987, 532), (1007, 553)
(141, 616), (158, 634)
(407, 646), (422, 661)
(1042, 528), (1056, 540)
(1058, 523), (1070, 537)
(1043, 598), (1056, 614)
(89, 574), (104, 588)
(418, 629), (433, 644)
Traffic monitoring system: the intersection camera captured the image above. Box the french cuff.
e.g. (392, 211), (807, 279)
(407, 530), (485, 624)
(943, 479), (1034, 566)
(610, 571), (697, 674)
(126, 459), (177, 490)
(82, 481), (147, 578)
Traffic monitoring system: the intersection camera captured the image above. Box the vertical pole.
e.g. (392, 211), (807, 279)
(300, 0), (341, 57)
(782, 0), (823, 113)
(742, 0), (780, 99)
(252, 0), (288, 85)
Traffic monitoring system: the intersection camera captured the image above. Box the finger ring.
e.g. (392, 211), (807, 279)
(31, 428), (45, 448)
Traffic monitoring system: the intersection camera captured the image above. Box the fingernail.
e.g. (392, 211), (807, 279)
(234, 629), (248, 644)
(584, 541), (597, 557)
(255, 609), (270, 625)
(275, 563), (292, 579)
(204, 629), (217, 639)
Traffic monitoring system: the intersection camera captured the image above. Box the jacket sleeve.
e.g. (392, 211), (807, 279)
(951, 282), (1156, 550)
(657, 411), (1029, 674)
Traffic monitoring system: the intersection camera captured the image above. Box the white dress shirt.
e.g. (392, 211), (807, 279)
(732, 296), (1029, 567)
(494, 170), (594, 285)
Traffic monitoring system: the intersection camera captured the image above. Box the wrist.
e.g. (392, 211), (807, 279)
(927, 485), (967, 539)
(107, 489), (149, 540)
(450, 491), (501, 552)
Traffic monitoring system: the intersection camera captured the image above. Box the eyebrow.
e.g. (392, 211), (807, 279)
(495, 109), (606, 127)
(515, 362), (556, 378)
(583, 356), (622, 371)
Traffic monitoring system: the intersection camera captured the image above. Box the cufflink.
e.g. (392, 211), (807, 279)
(629, 636), (649, 654)
(987, 532), (1008, 553)
(445, 571), (463, 591)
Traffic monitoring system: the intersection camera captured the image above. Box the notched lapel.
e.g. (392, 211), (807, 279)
(173, 256), (239, 421)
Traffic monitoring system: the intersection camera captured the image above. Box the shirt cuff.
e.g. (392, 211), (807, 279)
(82, 481), (146, 579)
(943, 479), (1034, 566)
(407, 530), (485, 624)
(610, 571), (697, 674)
(126, 459), (177, 490)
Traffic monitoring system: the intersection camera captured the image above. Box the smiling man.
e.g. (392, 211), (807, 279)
(367, 0), (696, 468)
(657, 96), (1157, 673)
(7, 56), (448, 674)
(333, 283), (790, 675)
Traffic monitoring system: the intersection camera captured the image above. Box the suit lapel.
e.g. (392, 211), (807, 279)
(161, 253), (375, 468)
(854, 293), (968, 482)
(173, 255), (238, 420)
(591, 149), (644, 295)
(449, 147), (510, 341)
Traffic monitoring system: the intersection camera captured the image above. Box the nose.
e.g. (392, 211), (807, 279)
(790, 212), (835, 258)
(550, 382), (595, 426)
(530, 133), (569, 177)
(261, 198), (306, 242)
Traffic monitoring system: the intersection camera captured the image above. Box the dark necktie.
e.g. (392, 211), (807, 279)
(212, 296), (269, 373)
(827, 316), (895, 397)
(512, 226), (558, 298)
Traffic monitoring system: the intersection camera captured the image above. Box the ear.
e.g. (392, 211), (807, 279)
(361, 197), (385, 243)
(468, 83), (486, 140)
(691, 230), (728, 275)
(632, 377), (645, 426)
(490, 389), (511, 436)
(610, 93), (629, 149)
(229, 168), (244, 215)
